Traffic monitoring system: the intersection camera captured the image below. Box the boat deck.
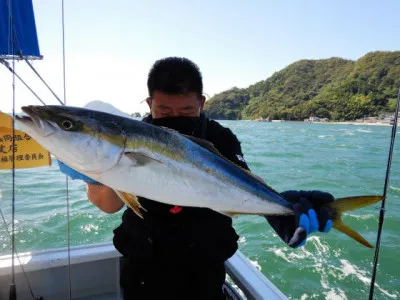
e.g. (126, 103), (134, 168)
(0, 243), (287, 300)
(77, 293), (121, 300)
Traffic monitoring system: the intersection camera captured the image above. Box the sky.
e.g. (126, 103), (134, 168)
(1, 0), (399, 115)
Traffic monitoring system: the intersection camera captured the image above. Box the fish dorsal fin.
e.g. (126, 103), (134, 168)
(242, 168), (271, 187)
(159, 126), (223, 156)
(115, 190), (147, 218)
(159, 126), (220, 155)
(183, 135), (271, 189)
(236, 163), (276, 189)
(183, 134), (222, 156)
(160, 127), (226, 160)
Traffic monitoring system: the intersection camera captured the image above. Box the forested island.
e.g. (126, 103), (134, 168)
(204, 51), (400, 121)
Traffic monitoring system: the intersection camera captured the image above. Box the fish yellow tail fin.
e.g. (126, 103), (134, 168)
(115, 190), (147, 219)
(328, 196), (384, 248)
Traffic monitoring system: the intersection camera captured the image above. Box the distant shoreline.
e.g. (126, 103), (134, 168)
(308, 121), (392, 126)
(248, 120), (393, 126)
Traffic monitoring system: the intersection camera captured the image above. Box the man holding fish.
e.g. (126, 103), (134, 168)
(17, 57), (380, 300)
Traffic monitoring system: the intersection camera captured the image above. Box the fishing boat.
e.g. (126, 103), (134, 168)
(0, 1), (288, 299)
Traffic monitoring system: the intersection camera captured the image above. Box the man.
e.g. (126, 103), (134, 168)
(59, 57), (333, 299)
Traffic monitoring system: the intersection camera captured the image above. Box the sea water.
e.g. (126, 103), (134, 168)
(0, 122), (399, 299)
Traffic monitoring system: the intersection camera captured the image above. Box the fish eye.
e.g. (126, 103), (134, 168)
(59, 119), (76, 131)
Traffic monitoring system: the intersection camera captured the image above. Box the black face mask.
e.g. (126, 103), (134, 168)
(150, 116), (201, 136)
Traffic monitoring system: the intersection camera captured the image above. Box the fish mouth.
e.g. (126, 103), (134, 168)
(15, 115), (33, 122)
(16, 106), (56, 137)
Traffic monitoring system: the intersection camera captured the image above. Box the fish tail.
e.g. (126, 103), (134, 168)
(328, 195), (384, 248)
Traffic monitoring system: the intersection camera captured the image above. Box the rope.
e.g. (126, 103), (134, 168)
(0, 60), (47, 106)
(61, 1), (72, 299)
(368, 86), (400, 299)
(0, 210), (36, 299)
(9, 0), (17, 298)
(23, 58), (64, 106)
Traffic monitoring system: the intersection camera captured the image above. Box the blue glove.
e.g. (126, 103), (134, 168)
(266, 190), (334, 248)
(57, 160), (103, 185)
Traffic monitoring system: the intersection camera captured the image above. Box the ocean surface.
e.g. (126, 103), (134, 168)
(0, 121), (399, 300)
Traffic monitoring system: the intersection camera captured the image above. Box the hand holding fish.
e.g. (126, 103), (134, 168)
(267, 191), (334, 248)
(58, 160), (103, 185)
(58, 160), (125, 213)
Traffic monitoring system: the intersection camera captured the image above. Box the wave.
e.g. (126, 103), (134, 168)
(318, 135), (334, 139)
(260, 152), (304, 158)
(338, 259), (398, 299)
(269, 236), (399, 299)
(238, 236), (246, 245)
(323, 289), (347, 300)
(357, 129), (373, 133)
(80, 223), (99, 234)
(345, 214), (375, 220)
(248, 259), (262, 271)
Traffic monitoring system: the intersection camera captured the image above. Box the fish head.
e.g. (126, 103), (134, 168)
(16, 105), (126, 174)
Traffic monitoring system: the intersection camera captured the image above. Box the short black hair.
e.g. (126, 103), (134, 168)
(147, 57), (203, 98)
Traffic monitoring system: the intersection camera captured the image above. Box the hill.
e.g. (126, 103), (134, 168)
(204, 51), (400, 121)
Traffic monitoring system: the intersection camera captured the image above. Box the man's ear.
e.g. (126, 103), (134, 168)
(199, 95), (206, 110)
(146, 97), (152, 110)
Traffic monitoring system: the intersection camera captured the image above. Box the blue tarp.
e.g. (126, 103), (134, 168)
(0, 0), (41, 59)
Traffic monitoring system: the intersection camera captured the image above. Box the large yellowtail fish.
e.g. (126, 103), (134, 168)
(16, 105), (383, 248)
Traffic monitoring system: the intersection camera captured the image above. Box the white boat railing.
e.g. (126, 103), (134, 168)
(0, 242), (287, 300)
(226, 251), (287, 300)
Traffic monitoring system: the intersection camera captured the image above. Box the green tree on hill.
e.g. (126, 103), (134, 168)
(204, 51), (400, 121)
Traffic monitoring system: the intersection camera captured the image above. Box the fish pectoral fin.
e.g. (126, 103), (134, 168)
(115, 190), (146, 218)
(124, 152), (163, 166)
